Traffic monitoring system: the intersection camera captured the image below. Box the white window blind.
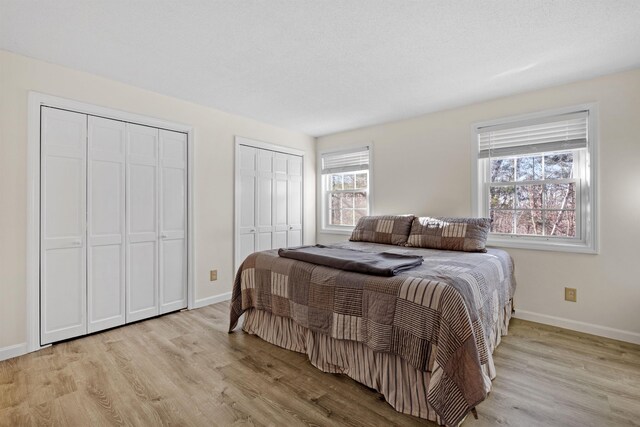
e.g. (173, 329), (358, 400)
(478, 111), (588, 158)
(321, 147), (369, 174)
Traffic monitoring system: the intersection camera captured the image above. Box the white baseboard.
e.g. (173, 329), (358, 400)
(0, 342), (28, 362)
(193, 291), (232, 309)
(514, 309), (640, 345)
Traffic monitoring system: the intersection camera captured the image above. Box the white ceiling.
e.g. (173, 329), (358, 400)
(2, 1), (640, 136)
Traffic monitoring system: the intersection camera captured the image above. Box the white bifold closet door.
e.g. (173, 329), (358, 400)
(286, 155), (303, 247)
(40, 108), (88, 345)
(126, 124), (159, 322)
(273, 152), (303, 248)
(236, 143), (303, 269)
(273, 153), (289, 249)
(126, 126), (188, 319)
(41, 107), (188, 345)
(158, 129), (188, 314)
(237, 145), (258, 264)
(256, 149), (274, 252)
(87, 116), (126, 333)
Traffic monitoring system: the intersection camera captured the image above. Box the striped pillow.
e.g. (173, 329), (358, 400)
(350, 215), (415, 246)
(406, 217), (491, 252)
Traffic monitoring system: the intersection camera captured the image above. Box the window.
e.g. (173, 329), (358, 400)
(474, 106), (597, 253)
(321, 146), (371, 232)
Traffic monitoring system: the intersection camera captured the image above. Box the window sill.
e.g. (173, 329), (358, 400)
(320, 227), (354, 236)
(487, 235), (598, 254)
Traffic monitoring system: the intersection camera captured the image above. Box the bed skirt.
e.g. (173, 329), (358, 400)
(242, 301), (513, 426)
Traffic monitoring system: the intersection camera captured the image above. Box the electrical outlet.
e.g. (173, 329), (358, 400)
(564, 287), (577, 302)
(210, 270), (218, 281)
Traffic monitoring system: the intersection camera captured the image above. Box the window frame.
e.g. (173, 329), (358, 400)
(471, 104), (598, 254)
(319, 144), (373, 234)
(325, 170), (370, 229)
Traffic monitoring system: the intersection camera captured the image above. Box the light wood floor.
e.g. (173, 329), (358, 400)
(1, 302), (639, 426)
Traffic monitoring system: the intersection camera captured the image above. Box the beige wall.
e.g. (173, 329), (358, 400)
(318, 68), (640, 341)
(0, 50), (316, 349)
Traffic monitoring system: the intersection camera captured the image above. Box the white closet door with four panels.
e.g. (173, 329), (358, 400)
(87, 116), (126, 333)
(235, 141), (304, 270)
(159, 129), (188, 314)
(40, 108), (88, 345)
(40, 106), (189, 345)
(126, 124), (159, 322)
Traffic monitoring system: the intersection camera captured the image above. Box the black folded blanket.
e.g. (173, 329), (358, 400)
(278, 245), (424, 276)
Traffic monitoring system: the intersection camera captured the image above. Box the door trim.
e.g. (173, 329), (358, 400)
(27, 92), (195, 354)
(233, 136), (305, 273)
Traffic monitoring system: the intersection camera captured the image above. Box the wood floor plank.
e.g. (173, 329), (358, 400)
(56, 392), (97, 426)
(1, 304), (639, 426)
(0, 403), (31, 427)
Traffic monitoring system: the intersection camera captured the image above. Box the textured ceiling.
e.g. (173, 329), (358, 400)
(2, 1), (640, 136)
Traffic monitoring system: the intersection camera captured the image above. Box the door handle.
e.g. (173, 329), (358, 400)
(71, 240), (81, 246)
(160, 233), (168, 239)
(250, 229), (256, 233)
(289, 226), (293, 230)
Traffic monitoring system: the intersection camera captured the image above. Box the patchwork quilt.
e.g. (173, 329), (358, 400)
(229, 241), (516, 426)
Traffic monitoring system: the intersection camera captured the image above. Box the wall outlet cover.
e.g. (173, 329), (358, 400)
(564, 287), (577, 302)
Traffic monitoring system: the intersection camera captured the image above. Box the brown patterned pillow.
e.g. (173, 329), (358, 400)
(349, 215), (415, 246)
(406, 217), (491, 252)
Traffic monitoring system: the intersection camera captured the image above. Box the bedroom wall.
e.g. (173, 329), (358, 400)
(0, 50), (316, 352)
(317, 68), (640, 343)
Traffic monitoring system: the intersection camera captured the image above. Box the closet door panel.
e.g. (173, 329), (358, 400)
(287, 230), (302, 247)
(129, 165), (157, 232)
(273, 153), (289, 243)
(238, 146), (257, 232)
(240, 174), (256, 230)
(273, 231), (287, 249)
(256, 149), (274, 251)
(161, 240), (186, 304)
(236, 145), (257, 268)
(89, 245), (123, 323)
(274, 177), (288, 230)
(162, 167), (186, 231)
(87, 116), (126, 333)
(288, 155), (302, 176)
(126, 124), (159, 322)
(40, 108), (87, 345)
(257, 232), (272, 252)
(287, 178), (302, 228)
(128, 242), (156, 313)
(257, 176), (273, 230)
(257, 177), (273, 229)
(91, 162), (122, 234)
(273, 154), (287, 175)
(287, 155), (303, 247)
(257, 177), (272, 225)
(42, 248), (85, 342)
(239, 233), (256, 264)
(129, 126), (157, 157)
(44, 157), (85, 237)
(159, 129), (188, 314)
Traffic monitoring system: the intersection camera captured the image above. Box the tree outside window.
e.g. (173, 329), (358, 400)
(327, 171), (368, 226)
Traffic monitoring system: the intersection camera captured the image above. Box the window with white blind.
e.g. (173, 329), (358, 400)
(320, 146), (371, 232)
(473, 105), (598, 253)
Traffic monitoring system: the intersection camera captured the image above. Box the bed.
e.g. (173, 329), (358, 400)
(229, 217), (516, 426)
